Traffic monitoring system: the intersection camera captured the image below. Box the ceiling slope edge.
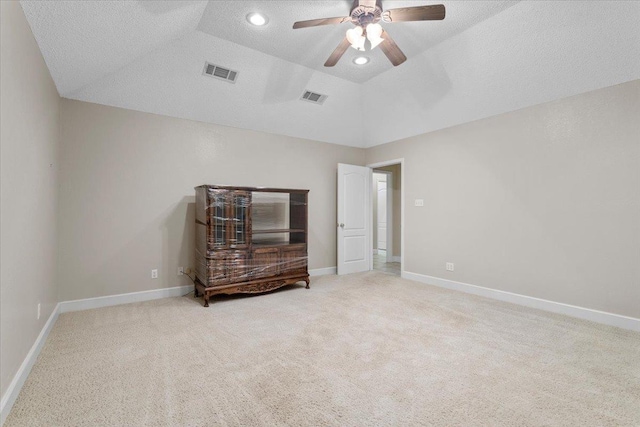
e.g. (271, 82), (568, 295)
(20, 0), (209, 96)
(67, 30), (366, 148)
(361, 0), (640, 147)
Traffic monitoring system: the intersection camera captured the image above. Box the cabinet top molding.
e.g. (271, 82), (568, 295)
(195, 185), (309, 194)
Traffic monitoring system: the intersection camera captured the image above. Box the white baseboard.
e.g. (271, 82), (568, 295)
(402, 271), (640, 332)
(59, 270), (338, 314)
(3, 272), (636, 426)
(59, 285), (193, 313)
(1, 272), (342, 424)
(309, 266), (336, 277)
(1, 303), (60, 426)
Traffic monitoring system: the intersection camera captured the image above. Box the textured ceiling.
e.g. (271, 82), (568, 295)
(362, 0), (640, 145)
(20, 1), (209, 96)
(20, 1), (640, 148)
(197, 1), (518, 84)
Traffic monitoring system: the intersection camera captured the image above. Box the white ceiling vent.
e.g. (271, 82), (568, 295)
(300, 90), (328, 105)
(203, 62), (238, 83)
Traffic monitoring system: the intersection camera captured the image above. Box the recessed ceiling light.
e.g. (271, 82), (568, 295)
(353, 56), (369, 65)
(247, 13), (268, 26)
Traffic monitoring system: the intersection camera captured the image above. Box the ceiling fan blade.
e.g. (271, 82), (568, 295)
(383, 4), (445, 22)
(379, 30), (407, 66)
(324, 37), (351, 67)
(293, 16), (351, 29)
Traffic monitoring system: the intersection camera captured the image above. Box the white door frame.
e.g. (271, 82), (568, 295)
(366, 158), (404, 274)
(372, 170), (393, 263)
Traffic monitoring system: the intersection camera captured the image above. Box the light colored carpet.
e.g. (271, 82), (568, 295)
(6, 272), (640, 426)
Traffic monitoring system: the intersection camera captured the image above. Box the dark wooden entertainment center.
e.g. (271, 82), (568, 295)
(194, 185), (310, 307)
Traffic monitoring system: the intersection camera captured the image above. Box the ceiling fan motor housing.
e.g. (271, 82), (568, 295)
(350, 3), (382, 27)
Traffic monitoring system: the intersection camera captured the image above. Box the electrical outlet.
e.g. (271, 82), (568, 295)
(414, 199), (424, 207)
(37, 303), (41, 320)
(151, 269), (158, 279)
(446, 262), (454, 272)
(178, 267), (184, 276)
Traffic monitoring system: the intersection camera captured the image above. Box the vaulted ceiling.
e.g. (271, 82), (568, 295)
(21, 1), (640, 147)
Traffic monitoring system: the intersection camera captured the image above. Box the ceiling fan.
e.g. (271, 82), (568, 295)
(293, 0), (445, 67)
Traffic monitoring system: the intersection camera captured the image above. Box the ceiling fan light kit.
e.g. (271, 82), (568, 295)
(353, 56), (370, 65)
(366, 23), (384, 49)
(293, 0), (445, 67)
(346, 26), (366, 51)
(347, 23), (384, 52)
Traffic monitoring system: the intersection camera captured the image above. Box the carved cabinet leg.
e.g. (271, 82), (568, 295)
(203, 294), (210, 307)
(305, 278), (310, 289)
(194, 286), (199, 298)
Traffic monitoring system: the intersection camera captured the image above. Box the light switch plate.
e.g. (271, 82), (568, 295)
(414, 199), (424, 207)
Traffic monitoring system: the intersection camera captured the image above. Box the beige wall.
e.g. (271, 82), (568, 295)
(58, 99), (365, 301)
(0, 1), (60, 401)
(57, 81), (640, 319)
(367, 80), (640, 319)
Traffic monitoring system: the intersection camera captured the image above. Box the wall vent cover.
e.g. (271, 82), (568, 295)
(300, 90), (328, 105)
(203, 62), (238, 83)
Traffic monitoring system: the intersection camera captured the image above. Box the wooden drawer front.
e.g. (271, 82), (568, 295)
(206, 256), (228, 286)
(227, 253), (250, 283)
(206, 253), (250, 286)
(281, 246), (307, 274)
(252, 248), (280, 278)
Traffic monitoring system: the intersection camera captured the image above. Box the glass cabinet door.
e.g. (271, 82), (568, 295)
(210, 192), (227, 248)
(229, 191), (251, 248)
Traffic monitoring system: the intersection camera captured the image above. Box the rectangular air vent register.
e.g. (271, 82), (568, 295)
(300, 90), (328, 105)
(203, 62), (238, 83)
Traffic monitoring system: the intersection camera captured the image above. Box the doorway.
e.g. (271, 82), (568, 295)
(336, 160), (403, 276)
(371, 162), (402, 276)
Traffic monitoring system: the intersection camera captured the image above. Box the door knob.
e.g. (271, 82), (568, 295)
(339, 223), (345, 228)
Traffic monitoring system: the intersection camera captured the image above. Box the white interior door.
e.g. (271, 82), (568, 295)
(337, 163), (371, 275)
(377, 180), (387, 251)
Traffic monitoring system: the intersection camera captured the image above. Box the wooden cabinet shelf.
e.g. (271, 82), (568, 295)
(194, 185), (309, 307)
(252, 229), (305, 234)
(252, 241), (306, 248)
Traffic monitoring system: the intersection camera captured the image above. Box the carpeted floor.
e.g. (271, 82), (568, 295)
(6, 272), (640, 426)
